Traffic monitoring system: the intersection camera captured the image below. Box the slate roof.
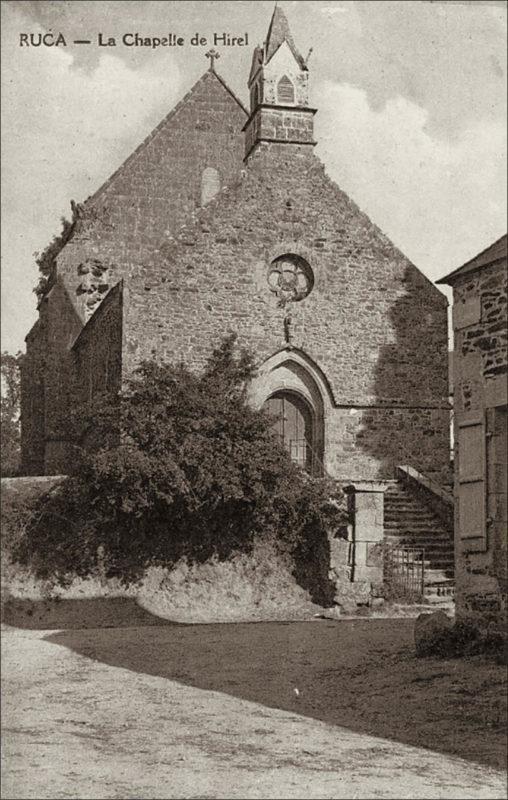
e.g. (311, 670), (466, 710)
(437, 234), (507, 285)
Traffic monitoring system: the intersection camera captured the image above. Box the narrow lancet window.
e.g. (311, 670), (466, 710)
(200, 167), (220, 206)
(277, 75), (295, 104)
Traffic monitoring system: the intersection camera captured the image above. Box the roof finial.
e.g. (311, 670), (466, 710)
(205, 48), (220, 71)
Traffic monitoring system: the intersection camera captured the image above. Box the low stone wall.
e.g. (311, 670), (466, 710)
(327, 482), (386, 611)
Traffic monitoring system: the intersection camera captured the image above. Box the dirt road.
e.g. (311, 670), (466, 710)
(2, 615), (506, 799)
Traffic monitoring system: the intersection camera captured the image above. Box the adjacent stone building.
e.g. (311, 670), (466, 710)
(20, 7), (452, 601)
(437, 235), (507, 629)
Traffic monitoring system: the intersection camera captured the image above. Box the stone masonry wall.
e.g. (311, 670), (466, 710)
(452, 258), (507, 630)
(326, 406), (450, 481)
(82, 70), (247, 270)
(245, 107), (315, 157)
(121, 141), (450, 480)
(22, 281), (83, 475)
(25, 70), (246, 474)
(41, 284), (123, 473)
(72, 283), (123, 409)
(53, 69), (246, 326)
(454, 261), (507, 402)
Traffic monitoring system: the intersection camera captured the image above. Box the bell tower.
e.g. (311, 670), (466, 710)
(244, 5), (316, 159)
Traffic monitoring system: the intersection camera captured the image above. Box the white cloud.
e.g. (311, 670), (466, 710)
(315, 80), (507, 280)
(320, 6), (349, 16)
(1, 5), (181, 352)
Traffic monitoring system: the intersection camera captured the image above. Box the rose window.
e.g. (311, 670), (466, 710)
(268, 255), (314, 306)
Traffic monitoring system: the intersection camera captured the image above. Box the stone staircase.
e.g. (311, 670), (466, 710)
(384, 482), (455, 605)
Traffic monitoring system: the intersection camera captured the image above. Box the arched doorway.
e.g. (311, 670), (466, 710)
(264, 390), (314, 472)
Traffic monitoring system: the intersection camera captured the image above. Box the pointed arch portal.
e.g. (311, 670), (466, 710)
(250, 349), (332, 475)
(265, 390), (313, 471)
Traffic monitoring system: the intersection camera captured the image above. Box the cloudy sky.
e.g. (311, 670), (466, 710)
(1, 0), (506, 353)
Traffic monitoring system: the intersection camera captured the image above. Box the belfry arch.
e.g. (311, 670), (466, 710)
(249, 349), (333, 475)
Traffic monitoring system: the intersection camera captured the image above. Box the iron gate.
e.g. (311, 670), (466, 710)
(384, 545), (425, 602)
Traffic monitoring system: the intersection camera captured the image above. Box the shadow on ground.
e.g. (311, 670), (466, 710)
(5, 597), (503, 771)
(1, 597), (182, 630)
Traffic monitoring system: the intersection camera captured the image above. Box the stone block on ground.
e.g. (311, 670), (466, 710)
(414, 610), (453, 657)
(334, 596), (358, 614)
(318, 606), (342, 620)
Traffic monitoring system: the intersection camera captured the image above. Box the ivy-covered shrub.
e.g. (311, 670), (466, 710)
(13, 336), (346, 601)
(33, 201), (83, 303)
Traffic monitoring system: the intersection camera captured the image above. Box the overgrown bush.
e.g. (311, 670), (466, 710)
(1, 351), (22, 476)
(1, 482), (43, 556)
(33, 205), (80, 302)
(12, 336), (346, 602)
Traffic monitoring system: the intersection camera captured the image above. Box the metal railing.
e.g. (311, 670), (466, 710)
(383, 544), (426, 602)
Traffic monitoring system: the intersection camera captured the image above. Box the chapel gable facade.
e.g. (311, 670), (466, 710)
(21, 6), (450, 493)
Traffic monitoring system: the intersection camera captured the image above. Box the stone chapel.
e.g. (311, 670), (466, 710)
(21, 7), (453, 601)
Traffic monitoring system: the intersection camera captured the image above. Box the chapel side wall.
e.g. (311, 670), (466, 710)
(35, 72), (246, 475)
(37, 282), (84, 476)
(20, 322), (46, 476)
(72, 284), (123, 456)
(452, 259), (507, 629)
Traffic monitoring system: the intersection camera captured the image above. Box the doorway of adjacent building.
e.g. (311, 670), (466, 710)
(264, 391), (313, 472)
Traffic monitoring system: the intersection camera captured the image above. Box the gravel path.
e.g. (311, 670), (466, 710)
(2, 619), (506, 799)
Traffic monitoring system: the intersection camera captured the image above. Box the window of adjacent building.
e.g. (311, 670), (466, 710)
(277, 75), (295, 104)
(457, 415), (487, 550)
